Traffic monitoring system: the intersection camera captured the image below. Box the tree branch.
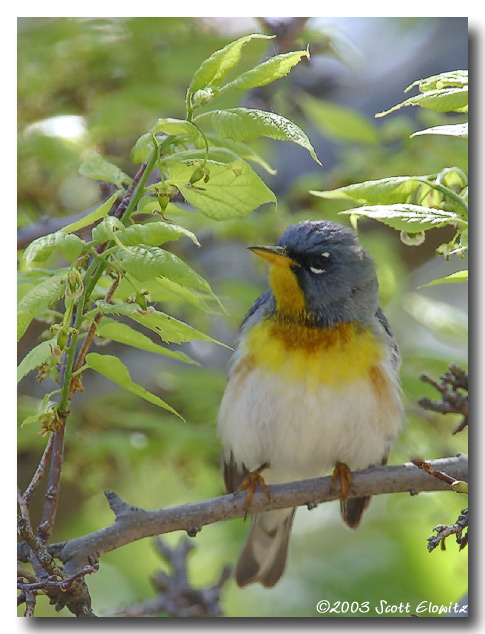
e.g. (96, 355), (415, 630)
(47, 455), (467, 576)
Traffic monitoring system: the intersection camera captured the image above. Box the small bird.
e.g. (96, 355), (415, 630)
(218, 220), (404, 588)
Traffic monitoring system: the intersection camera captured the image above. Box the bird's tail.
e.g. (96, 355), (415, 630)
(235, 508), (295, 587)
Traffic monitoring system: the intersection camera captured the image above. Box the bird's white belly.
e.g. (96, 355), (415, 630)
(218, 360), (403, 485)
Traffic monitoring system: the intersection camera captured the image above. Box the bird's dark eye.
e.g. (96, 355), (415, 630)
(308, 252), (330, 274)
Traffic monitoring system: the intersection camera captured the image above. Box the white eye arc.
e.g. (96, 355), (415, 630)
(309, 252), (330, 274)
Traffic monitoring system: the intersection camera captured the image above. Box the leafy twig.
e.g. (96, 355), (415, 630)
(68, 273), (121, 398)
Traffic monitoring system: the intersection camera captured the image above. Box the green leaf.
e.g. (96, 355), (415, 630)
(119, 219), (200, 247)
(205, 133), (277, 174)
(85, 353), (182, 418)
(116, 245), (211, 293)
(164, 146), (240, 165)
(91, 216), (126, 244)
(131, 132), (153, 164)
(23, 231), (85, 269)
(376, 87), (468, 117)
(151, 117), (199, 138)
(95, 300), (226, 346)
(115, 245), (224, 313)
(96, 318), (198, 365)
(299, 94), (379, 145)
(339, 204), (463, 231)
(151, 276), (222, 314)
(188, 33), (274, 94)
(221, 49), (309, 91)
(17, 270), (67, 341)
(411, 123), (468, 138)
(79, 151), (132, 188)
(17, 339), (56, 383)
(167, 159), (276, 220)
(61, 191), (121, 234)
(21, 393), (57, 427)
(210, 108), (321, 165)
(405, 70), (468, 92)
(419, 270), (468, 287)
(311, 176), (426, 206)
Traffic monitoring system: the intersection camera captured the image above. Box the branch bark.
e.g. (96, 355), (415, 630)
(48, 455), (467, 576)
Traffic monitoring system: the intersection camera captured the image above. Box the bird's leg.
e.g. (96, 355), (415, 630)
(331, 461), (356, 502)
(239, 462), (271, 509)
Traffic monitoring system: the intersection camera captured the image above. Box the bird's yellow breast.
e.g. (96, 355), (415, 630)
(242, 318), (384, 389)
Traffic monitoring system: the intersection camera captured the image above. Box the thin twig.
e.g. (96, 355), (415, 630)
(114, 538), (230, 617)
(17, 517), (64, 578)
(427, 508), (468, 552)
(419, 364), (468, 434)
(113, 162), (149, 221)
(37, 419), (66, 545)
(18, 434), (55, 528)
(410, 458), (458, 486)
(37, 312), (78, 545)
(17, 562), (99, 595)
(24, 592), (36, 617)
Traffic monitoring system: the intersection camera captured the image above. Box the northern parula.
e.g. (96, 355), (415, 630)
(218, 220), (404, 588)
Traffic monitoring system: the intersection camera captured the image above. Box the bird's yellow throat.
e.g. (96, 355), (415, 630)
(269, 262), (307, 315)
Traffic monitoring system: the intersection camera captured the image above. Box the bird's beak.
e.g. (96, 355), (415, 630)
(247, 245), (297, 268)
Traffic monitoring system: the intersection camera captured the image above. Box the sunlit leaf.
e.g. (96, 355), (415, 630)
(311, 176), (424, 205)
(119, 220), (200, 247)
(91, 216), (126, 244)
(151, 117), (199, 138)
(86, 353), (182, 418)
(17, 270), (68, 341)
(188, 33), (273, 94)
(61, 191), (121, 234)
(221, 49), (309, 91)
(405, 70), (468, 92)
(23, 231), (85, 269)
(96, 318), (198, 364)
(376, 87), (468, 117)
(411, 123), (468, 138)
(79, 150), (132, 188)
(116, 245), (211, 293)
(17, 339), (56, 383)
(211, 108), (321, 164)
(130, 132), (153, 164)
(339, 204), (463, 231)
(205, 133), (277, 174)
(419, 270), (468, 287)
(167, 159), (276, 219)
(95, 300), (226, 346)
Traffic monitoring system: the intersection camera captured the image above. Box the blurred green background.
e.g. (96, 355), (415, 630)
(17, 17), (468, 617)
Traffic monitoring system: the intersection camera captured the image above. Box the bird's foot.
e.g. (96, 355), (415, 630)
(331, 461), (355, 503)
(239, 463), (270, 512)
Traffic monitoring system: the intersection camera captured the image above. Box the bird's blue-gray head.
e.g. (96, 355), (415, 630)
(249, 220), (379, 326)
